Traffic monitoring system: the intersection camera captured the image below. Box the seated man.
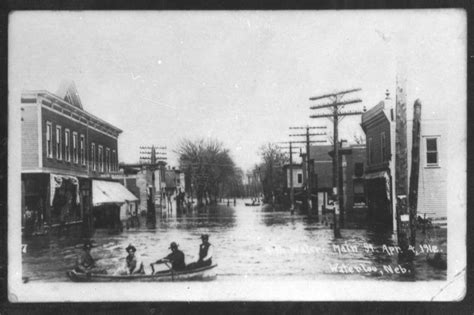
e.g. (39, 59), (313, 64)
(187, 234), (213, 269)
(74, 240), (106, 274)
(151, 242), (186, 272)
(115, 244), (145, 275)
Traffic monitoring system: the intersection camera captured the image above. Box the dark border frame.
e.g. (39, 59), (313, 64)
(1, 0), (472, 313)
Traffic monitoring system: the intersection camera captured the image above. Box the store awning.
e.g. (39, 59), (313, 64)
(92, 180), (138, 206)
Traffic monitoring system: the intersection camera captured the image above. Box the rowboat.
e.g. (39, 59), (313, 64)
(67, 264), (218, 282)
(245, 203), (260, 206)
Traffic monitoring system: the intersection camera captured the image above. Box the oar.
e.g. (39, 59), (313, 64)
(164, 262), (174, 281)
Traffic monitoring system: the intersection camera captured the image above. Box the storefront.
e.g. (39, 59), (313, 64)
(365, 171), (392, 226)
(22, 173), (89, 236)
(92, 179), (138, 231)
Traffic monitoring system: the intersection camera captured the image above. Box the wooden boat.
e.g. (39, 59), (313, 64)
(245, 203), (260, 206)
(67, 264), (218, 282)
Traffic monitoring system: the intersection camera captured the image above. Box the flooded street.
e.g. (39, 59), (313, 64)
(22, 200), (446, 282)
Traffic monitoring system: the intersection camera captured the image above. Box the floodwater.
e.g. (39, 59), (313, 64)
(22, 199), (447, 282)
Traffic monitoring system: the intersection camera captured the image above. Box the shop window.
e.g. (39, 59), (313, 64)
(51, 178), (81, 224)
(353, 179), (366, 204)
(426, 137), (439, 166)
(72, 132), (78, 163)
(56, 125), (62, 160)
(46, 121), (52, 158)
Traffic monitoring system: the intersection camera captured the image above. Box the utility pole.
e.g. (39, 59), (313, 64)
(277, 141), (304, 213)
(309, 88), (365, 238)
(289, 126), (326, 216)
(139, 145), (167, 228)
(408, 99), (422, 247)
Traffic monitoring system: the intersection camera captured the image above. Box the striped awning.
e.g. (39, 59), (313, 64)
(92, 180), (138, 206)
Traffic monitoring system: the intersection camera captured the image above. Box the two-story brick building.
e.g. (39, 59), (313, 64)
(360, 100), (394, 226)
(21, 81), (137, 236)
(361, 92), (447, 230)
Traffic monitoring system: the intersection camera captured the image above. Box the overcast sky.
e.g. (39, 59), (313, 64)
(10, 10), (466, 171)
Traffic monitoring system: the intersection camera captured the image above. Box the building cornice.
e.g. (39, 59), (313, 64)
(21, 90), (122, 137)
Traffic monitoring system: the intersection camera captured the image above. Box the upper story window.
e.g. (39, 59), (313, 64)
(64, 129), (70, 162)
(80, 135), (85, 166)
(112, 149), (117, 171)
(55, 125), (62, 160)
(354, 162), (364, 177)
(46, 121), (53, 158)
(72, 132), (78, 164)
(98, 145), (104, 172)
(380, 132), (387, 162)
(297, 173), (303, 184)
(105, 148), (110, 173)
(425, 137), (440, 167)
(91, 143), (96, 171)
(368, 137), (373, 164)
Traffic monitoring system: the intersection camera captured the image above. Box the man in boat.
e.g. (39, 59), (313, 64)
(187, 234), (213, 269)
(151, 242), (186, 272)
(74, 240), (106, 274)
(124, 244), (145, 274)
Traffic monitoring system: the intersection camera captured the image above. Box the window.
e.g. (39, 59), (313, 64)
(426, 137), (439, 166)
(297, 173), (303, 184)
(55, 126), (62, 160)
(354, 163), (364, 177)
(105, 148), (110, 173)
(46, 122), (53, 158)
(380, 132), (386, 162)
(368, 137), (373, 164)
(65, 129), (70, 162)
(72, 132), (78, 163)
(91, 143), (96, 171)
(98, 145), (103, 172)
(80, 135), (85, 166)
(112, 150), (116, 171)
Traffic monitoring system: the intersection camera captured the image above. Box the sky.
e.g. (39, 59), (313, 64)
(9, 10), (466, 172)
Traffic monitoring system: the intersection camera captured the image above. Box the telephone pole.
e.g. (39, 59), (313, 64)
(139, 145), (167, 228)
(277, 141), (304, 213)
(289, 126), (327, 216)
(309, 88), (365, 237)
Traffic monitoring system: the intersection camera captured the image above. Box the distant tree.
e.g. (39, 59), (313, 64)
(256, 143), (289, 203)
(176, 138), (240, 206)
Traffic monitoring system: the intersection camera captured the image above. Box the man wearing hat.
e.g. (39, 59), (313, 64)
(124, 244), (144, 274)
(188, 234), (214, 269)
(197, 234), (213, 267)
(152, 242), (186, 272)
(75, 240), (105, 274)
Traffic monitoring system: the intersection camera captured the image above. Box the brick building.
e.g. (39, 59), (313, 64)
(360, 100), (394, 225)
(361, 93), (447, 229)
(21, 81), (136, 236)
